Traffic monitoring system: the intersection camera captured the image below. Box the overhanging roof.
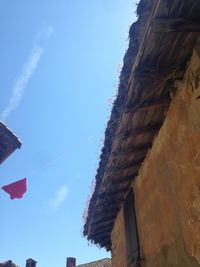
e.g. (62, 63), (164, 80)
(84, 0), (200, 250)
(0, 122), (22, 164)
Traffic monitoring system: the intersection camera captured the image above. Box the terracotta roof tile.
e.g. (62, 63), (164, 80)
(77, 258), (111, 267)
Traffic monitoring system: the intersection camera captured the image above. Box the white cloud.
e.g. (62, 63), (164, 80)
(87, 135), (93, 141)
(0, 26), (53, 122)
(50, 185), (69, 209)
(34, 26), (54, 44)
(0, 46), (44, 121)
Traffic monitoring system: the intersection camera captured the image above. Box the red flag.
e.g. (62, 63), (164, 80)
(1, 178), (27, 199)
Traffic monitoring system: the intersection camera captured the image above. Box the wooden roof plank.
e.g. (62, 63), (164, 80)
(125, 99), (170, 113)
(98, 188), (128, 200)
(107, 158), (144, 172)
(91, 213), (116, 225)
(111, 173), (138, 185)
(153, 18), (200, 32)
(118, 122), (162, 138)
(112, 143), (151, 156)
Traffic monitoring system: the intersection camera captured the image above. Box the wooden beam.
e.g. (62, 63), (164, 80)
(125, 99), (170, 113)
(91, 236), (111, 246)
(94, 208), (119, 221)
(95, 201), (124, 214)
(134, 70), (170, 80)
(153, 18), (200, 32)
(119, 122), (162, 138)
(134, 69), (185, 80)
(107, 158), (144, 172)
(98, 187), (128, 199)
(94, 236), (111, 246)
(91, 220), (114, 232)
(112, 143), (151, 157)
(91, 213), (116, 225)
(90, 224), (114, 234)
(112, 173), (138, 185)
(90, 221), (114, 233)
(95, 202), (119, 211)
(135, 71), (166, 80)
(88, 231), (111, 242)
(96, 198), (123, 208)
(90, 227), (113, 237)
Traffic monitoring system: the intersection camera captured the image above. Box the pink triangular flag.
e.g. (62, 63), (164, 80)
(1, 178), (27, 199)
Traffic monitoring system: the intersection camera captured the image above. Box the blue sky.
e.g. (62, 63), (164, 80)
(0, 1), (137, 266)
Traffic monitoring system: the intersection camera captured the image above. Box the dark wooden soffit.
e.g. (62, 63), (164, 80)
(0, 122), (22, 164)
(152, 18), (200, 33)
(84, 0), (200, 250)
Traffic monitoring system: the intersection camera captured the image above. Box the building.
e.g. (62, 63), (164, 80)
(25, 259), (37, 267)
(0, 122), (22, 164)
(66, 257), (111, 267)
(0, 261), (18, 267)
(76, 258), (111, 267)
(84, 0), (200, 266)
(0, 125), (22, 264)
(0, 258), (37, 267)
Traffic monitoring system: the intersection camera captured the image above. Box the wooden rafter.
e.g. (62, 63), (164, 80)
(94, 233), (111, 240)
(111, 173), (138, 185)
(96, 198), (123, 208)
(90, 226), (113, 237)
(125, 99), (170, 113)
(134, 68), (185, 79)
(93, 209), (118, 221)
(98, 187), (128, 199)
(90, 219), (113, 230)
(94, 236), (111, 246)
(95, 202), (119, 211)
(153, 18), (200, 32)
(112, 143), (151, 156)
(91, 213), (116, 225)
(90, 221), (114, 233)
(107, 158), (144, 172)
(118, 123), (162, 138)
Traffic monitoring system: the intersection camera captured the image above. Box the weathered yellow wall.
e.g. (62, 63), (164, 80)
(134, 39), (200, 266)
(111, 208), (127, 267)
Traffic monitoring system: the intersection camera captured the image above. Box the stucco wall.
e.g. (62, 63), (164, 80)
(133, 39), (200, 266)
(111, 208), (127, 267)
